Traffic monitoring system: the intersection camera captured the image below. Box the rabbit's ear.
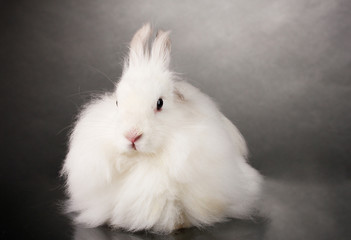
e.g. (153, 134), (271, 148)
(127, 23), (152, 68)
(151, 30), (171, 68)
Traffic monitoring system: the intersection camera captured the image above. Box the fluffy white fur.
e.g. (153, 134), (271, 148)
(62, 23), (262, 233)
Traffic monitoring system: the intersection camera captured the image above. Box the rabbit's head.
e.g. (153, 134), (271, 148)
(114, 24), (181, 155)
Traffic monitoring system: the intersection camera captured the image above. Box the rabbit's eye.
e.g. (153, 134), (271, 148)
(156, 98), (163, 111)
(115, 100), (118, 107)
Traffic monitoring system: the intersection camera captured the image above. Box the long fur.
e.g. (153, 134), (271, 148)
(61, 23), (262, 234)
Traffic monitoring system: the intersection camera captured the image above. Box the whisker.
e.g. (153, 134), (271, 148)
(56, 124), (74, 136)
(66, 90), (106, 98)
(84, 64), (117, 87)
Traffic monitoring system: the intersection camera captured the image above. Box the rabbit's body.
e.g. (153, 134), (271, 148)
(62, 24), (262, 233)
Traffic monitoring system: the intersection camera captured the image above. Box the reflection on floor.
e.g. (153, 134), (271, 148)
(73, 178), (351, 240)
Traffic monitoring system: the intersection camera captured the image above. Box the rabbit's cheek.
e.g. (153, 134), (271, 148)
(142, 137), (164, 154)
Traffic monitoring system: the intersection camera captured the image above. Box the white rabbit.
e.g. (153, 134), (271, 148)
(62, 23), (262, 234)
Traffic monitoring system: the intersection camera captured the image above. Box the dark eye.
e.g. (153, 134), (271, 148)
(116, 100), (118, 107)
(156, 98), (163, 111)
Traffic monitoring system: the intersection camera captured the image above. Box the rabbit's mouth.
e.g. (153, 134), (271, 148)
(122, 141), (162, 157)
(131, 143), (137, 151)
(126, 141), (143, 153)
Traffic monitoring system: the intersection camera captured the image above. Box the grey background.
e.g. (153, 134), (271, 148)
(1, 0), (351, 239)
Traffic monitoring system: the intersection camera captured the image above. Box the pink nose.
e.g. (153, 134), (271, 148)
(125, 132), (143, 143)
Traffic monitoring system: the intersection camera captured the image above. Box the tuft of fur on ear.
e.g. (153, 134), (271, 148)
(127, 23), (152, 68)
(124, 23), (171, 71)
(151, 30), (171, 68)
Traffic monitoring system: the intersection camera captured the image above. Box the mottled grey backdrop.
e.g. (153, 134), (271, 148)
(1, 0), (351, 239)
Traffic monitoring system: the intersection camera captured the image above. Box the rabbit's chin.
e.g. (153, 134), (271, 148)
(120, 147), (157, 157)
(118, 140), (163, 157)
